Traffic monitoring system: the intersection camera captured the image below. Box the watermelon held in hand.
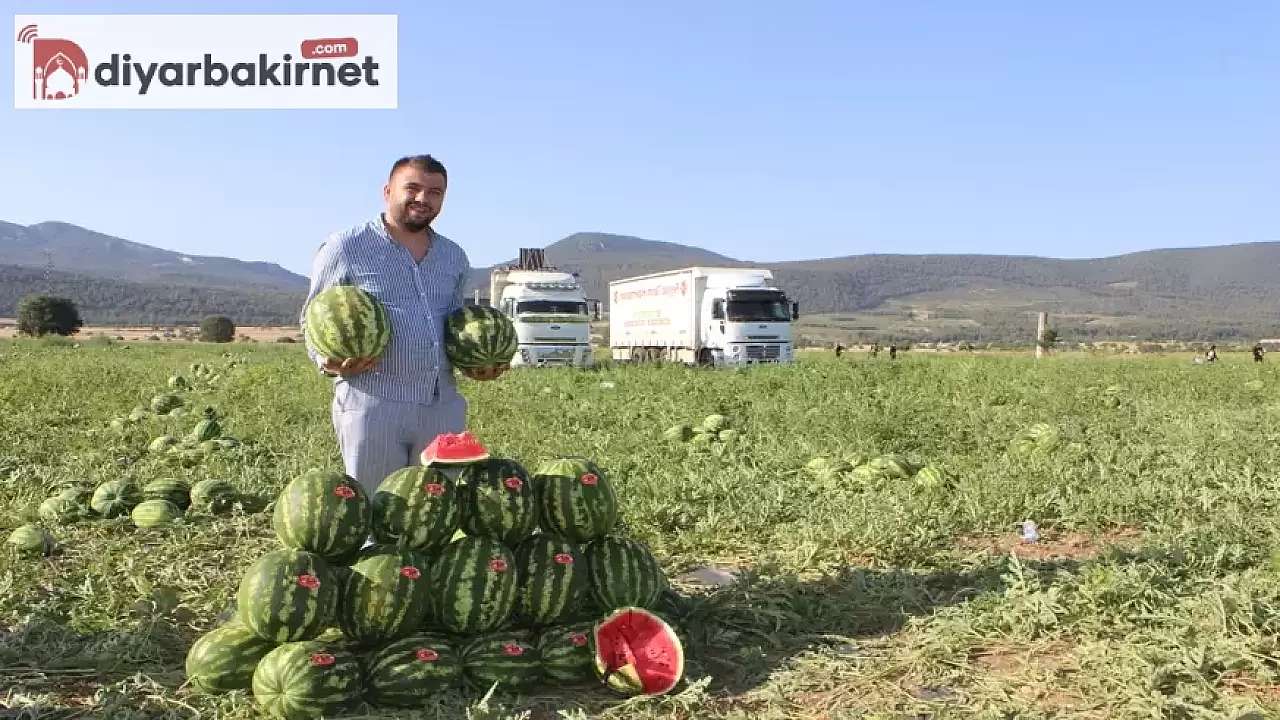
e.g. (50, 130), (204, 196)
(303, 284), (392, 362)
(592, 607), (685, 696)
(443, 305), (518, 372)
(420, 432), (489, 468)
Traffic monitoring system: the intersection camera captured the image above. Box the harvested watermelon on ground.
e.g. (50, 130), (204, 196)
(514, 532), (586, 627)
(236, 549), (340, 643)
(371, 465), (461, 554)
(38, 489), (91, 524)
(188, 478), (237, 514)
(131, 499), (184, 528)
(251, 641), (363, 719)
(532, 457), (618, 543)
(338, 545), (431, 647)
(583, 536), (669, 611)
(184, 622), (276, 694)
(303, 284), (392, 361)
(538, 621), (597, 684)
(443, 304), (518, 372)
(458, 457), (539, 548)
(460, 634), (542, 690)
(420, 431), (490, 468)
(592, 607), (685, 696)
(142, 478), (191, 509)
(272, 469), (371, 563)
(364, 633), (463, 707)
(423, 535), (517, 635)
(7, 524), (53, 555)
(90, 479), (143, 518)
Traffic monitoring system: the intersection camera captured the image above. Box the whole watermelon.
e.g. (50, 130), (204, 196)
(7, 524), (53, 555)
(90, 479), (143, 518)
(251, 641), (363, 719)
(272, 469), (371, 563)
(236, 549), (340, 643)
(338, 545), (432, 647)
(364, 633), (463, 707)
(514, 533), (586, 626)
(189, 478), (237, 514)
(457, 457), (538, 548)
(371, 466), (461, 554)
(443, 305), (518, 371)
(538, 621), (597, 684)
(184, 622), (276, 694)
(303, 284), (391, 361)
(583, 536), (668, 612)
(142, 478), (191, 509)
(533, 458), (618, 543)
(131, 499), (184, 528)
(460, 634), (542, 690)
(424, 535), (517, 635)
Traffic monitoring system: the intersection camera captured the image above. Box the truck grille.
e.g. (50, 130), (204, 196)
(745, 344), (781, 361)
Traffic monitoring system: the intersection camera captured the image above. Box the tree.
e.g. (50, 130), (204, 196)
(200, 315), (236, 343)
(16, 294), (83, 337)
(1037, 327), (1059, 350)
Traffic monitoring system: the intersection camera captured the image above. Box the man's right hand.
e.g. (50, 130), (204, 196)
(321, 357), (378, 377)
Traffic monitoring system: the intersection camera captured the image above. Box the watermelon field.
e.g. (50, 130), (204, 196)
(4, 338), (1280, 719)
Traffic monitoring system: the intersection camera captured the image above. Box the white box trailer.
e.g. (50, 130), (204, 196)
(608, 266), (798, 366)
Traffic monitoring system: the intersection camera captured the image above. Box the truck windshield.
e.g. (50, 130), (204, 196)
(726, 299), (791, 322)
(516, 300), (589, 315)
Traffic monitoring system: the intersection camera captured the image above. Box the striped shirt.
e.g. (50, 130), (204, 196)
(301, 214), (472, 404)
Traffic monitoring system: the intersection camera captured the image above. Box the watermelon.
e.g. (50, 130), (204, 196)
(189, 478), (237, 513)
(190, 409), (222, 443)
(538, 622), (597, 684)
(38, 489), (91, 524)
(150, 393), (183, 414)
(90, 479), (143, 518)
(867, 454), (914, 479)
(272, 469), (371, 563)
(149, 436), (180, 453)
(533, 458), (618, 543)
(913, 464), (953, 490)
(142, 478), (191, 509)
(460, 634), (542, 690)
(303, 284), (391, 361)
(424, 535), (517, 635)
(443, 305), (518, 371)
(371, 466), (461, 554)
(364, 633), (463, 707)
(131, 499), (184, 528)
(458, 458), (538, 547)
(251, 641), (363, 719)
(184, 622), (277, 694)
(7, 524), (53, 555)
(592, 607), (685, 696)
(583, 536), (668, 611)
(420, 431), (489, 467)
(514, 533), (586, 626)
(700, 414), (728, 433)
(338, 546), (431, 646)
(236, 549), (340, 643)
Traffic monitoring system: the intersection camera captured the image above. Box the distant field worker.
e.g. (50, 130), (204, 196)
(301, 154), (506, 495)
(1205, 345), (1217, 364)
(1254, 343), (1265, 363)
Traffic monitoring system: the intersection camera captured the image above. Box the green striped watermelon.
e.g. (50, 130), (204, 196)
(443, 305), (518, 371)
(90, 479), (143, 518)
(303, 284), (391, 361)
(251, 641), (363, 719)
(272, 469), (371, 563)
(142, 478), (191, 510)
(364, 633), (463, 707)
(514, 533), (586, 627)
(184, 622), (277, 694)
(424, 535), (517, 635)
(338, 546), (431, 647)
(533, 458), (618, 543)
(131, 499), (184, 528)
(583, 536), (668, 611)
(537, 621), (597, 684)
(38, 489), (92, 524)
(460, 634), (542, 690)
(7, 524), (53, 555)
(236, 549), (339, 643)
(371, 466), (461, 554)
(458, 457), (538, 547)
(189, 478), (237, 514)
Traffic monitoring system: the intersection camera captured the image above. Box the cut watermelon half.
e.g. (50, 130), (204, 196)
(420, 431), (490, 467)
(592, 607), (684, 696)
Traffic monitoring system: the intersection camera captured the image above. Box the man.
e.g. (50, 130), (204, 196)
(301, 154), (506, 494)
(1254, 343), (1265, 363)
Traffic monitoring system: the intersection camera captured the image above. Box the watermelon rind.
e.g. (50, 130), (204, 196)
(272, 469), (371, 563)
(423, 535), (517, 635)
(303, 284), (391, 361)
(443, 305), (518, 371)
(458, 457), (539, 548)
(514, 533), (586, 627)
(537, 621), (597, 684)
(533, 458), (618, 543)
(251, 641), (363, 719)
(337, 545), (432, 647)
(184, 622), (277, 694)
(583, 536), (669, 611)
(460, 633), (542, 690)
(371, 466), (461, 554)
(592, 606), (685, 696)
(420, 431), (490, 467)
(235, 549), (340, 643)
(363, 633), (463, 707)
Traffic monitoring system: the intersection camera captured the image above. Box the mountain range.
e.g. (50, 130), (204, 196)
(2, 220), (1278, 342)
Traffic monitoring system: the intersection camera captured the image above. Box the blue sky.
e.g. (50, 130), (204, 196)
(2, 1), (1276, 276)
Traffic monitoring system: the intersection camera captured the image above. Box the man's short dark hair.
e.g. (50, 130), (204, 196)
(390, 154), (447, 183)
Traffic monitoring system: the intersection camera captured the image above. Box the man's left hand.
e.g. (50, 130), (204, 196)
(460, 363), (509, 381)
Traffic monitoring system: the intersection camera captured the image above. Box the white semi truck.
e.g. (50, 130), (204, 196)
(487, 252), (595, 368)
(608, 267), (799, 366)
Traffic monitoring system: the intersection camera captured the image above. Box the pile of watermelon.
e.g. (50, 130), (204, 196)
(185, 433), (685, 717)
(27, 476), (240, 535)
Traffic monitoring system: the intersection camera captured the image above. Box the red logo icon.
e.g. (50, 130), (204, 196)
(18, 24), (89, 101)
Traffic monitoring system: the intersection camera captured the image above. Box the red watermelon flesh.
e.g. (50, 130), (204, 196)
(420, 432), (489, 467)
(592, 607), (684, 696)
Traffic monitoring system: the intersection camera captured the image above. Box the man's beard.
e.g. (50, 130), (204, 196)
(398, 203), (436, 232)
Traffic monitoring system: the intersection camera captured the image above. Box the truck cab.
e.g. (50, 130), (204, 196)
(492, 268), (595, 368)
(703, 285), (797, 365)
